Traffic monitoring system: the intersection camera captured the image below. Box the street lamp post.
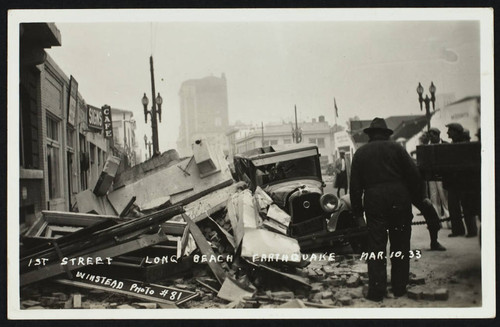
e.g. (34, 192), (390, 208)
(291, 105), (302, 143)
(416, 82), (436, 131)
(144, 134), (153, 160)
(142, 55), (163, 157)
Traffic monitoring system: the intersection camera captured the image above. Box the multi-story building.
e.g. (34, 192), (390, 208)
(110, 108), (141, 167)
(232, 116), (335, 172)
(176, 74), (229, 157)
(19, 23), (113, 228)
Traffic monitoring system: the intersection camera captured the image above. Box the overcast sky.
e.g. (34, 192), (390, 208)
(42, 10), (481, 152)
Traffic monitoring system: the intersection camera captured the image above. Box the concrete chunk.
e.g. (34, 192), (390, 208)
(407, 287), (423, 300)
(434, 288), (449, 301)
(133, 302), (158, 309)
(73, 294), (82, 308)
(422, 289), (435, 300)
(117, 304), (136, 309)
(409, 275), (426, 285)
(346, 274), (360, 288)
(338, 296), (352, 306)
(217, 277), (255, 302)
(21, 300), (41, 307)
(321, 291), (333, 299)
(279, 299), (307, 308)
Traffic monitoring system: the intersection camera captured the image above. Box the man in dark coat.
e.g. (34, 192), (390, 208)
(350, 118), (422, 301)
(444, 123), (478, 237)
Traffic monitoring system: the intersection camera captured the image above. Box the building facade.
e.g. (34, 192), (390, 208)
(110, 108), (141, 167)
(19, 23), (113, 228)
(176, 74), (229, 157)
(232, 116), (335, 172)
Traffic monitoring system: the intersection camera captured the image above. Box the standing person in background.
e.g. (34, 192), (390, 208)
(350, 118), (421, 301)
(411, 129), (446, 251)
(427, 127), (450, 223)
(443, 123), (478, 237)
(334, 151), (348, 197)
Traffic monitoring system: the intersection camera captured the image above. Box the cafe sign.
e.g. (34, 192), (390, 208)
(102, 105), (114, 139)
(87, 105), (103, 131)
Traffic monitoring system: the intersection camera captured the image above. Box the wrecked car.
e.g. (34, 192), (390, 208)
(233, 145), (368, 251)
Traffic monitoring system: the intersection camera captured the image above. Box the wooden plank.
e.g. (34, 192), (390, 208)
(20, 229), (172, 286)
(55, 276), (197, 305)
(42, 210), (120, 225)
(182, 214), (227, 285)
(34, 221), (48, 237)
(119, 196), (136, 217)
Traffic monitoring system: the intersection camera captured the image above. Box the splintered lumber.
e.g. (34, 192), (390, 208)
(21, 217), (120, 258)
(183, 181), (246, 223)
(238, 189), (260, 229)
(226, 194), (243, 248)
(182, 214), (227, 285)
(20, 205), (185, 275)
(20, 228), (174, 286)
(119, 196), (137, 217)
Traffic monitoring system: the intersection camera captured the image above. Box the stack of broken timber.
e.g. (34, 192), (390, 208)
(20, 205), (185, 287)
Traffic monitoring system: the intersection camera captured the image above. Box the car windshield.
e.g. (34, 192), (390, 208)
(254, 156), (320, 186)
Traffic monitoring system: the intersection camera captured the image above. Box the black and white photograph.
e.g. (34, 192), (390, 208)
(8, 8), (495, 319)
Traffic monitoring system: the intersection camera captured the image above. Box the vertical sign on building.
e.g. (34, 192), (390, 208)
(67, 75), (78, 127)
(102, 105), (113, 138)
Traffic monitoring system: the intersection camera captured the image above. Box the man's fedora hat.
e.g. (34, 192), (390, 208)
(363, 117), (393, 135)
(445, 122), (464, 133)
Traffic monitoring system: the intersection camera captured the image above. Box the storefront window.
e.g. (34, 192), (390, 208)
(46, 115), (61, 199)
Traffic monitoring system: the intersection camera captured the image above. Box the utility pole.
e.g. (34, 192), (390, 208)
(149, 56), (159, 155)
(142, 56), (163, 157)
(261, 122), (264, 146)
(292, 105), (302, 143)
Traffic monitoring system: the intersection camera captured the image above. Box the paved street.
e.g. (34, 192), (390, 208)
(325, 182), (482, 308)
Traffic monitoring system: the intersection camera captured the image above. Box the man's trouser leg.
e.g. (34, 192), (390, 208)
(461, 191), (478, 236)
(388, 223), (411, 295)
(366, 214), (388, 299)
(420, 199), (441, 242)
(447, 187), (465, 235)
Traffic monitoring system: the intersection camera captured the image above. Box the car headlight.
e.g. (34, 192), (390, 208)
(320, 193), (339, 213)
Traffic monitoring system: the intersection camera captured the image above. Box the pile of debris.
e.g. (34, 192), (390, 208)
(19, 139), (366, 309)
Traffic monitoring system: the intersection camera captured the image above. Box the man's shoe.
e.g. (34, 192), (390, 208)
(365, 294), (384, 302)
(365, 289), (384, 302)
(466, 233), (477, 238)
(448, 233), (465, 237)
(430, 242), (446, 251)
(393, 289), (407, 297)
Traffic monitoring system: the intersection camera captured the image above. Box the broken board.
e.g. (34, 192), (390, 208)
(107, 146), (233, 214)
(56, 272), (198, 305)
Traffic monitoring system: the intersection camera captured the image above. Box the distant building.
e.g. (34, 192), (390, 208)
(176, 74), (229, 157)
(232, 116), (334, 172)
(110, 108), (141, 167)
(430, 96), (480, 142)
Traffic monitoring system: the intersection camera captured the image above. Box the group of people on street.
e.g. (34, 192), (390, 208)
(342, 117), (480, 302)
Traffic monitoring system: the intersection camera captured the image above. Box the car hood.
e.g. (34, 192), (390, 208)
(263, 179), (323, 208)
